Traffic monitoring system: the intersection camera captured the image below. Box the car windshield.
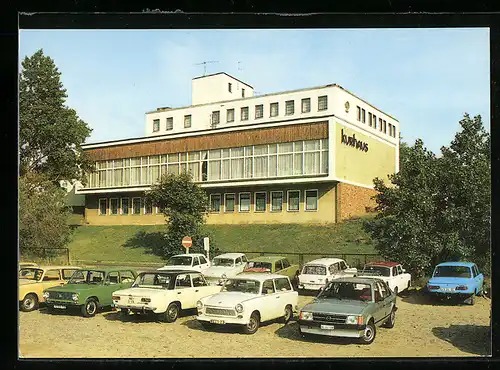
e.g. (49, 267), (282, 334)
(362, 266), (391, 277)
(317, 281), (372, 302)
(19, 268), (43, 281)
(246, 261), (272, 271)
(302, 265), (326, 275)
(166, 256), (192, 266)
(213, 258), (234, 267)
(68, 270), (105, 284)
(132, 273), (171, 289)
(433, 266), (471, 278)
(222, 279), (260, 294)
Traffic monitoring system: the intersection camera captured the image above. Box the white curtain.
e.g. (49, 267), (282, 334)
(231, 158), (244, 179)
(209, 160), (221, 180)
(254, 156), (268, 178)
(278, 154), (293, 176)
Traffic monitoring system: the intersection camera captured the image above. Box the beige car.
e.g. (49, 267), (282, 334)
(19, 265), (82, 312)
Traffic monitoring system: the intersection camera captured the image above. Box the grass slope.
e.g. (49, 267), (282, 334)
(67, 216), (377, 265)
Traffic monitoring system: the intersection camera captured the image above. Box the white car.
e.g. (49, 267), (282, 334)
(196, 273), (299, 334)
(203, 253), (248, 285)
(298, 258), (358, 291)
(158, 253), (211, 273)
(112, 270), (222, 322)
(358, 262), (411, 295)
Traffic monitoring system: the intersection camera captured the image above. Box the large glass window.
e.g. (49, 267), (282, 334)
(224, 193), (235, 212)
(239, 193), (251, 212)
(210, 194), (221, 213)
(305, 190), (318, 211)
(98, 198), (107, 215)
(132, 198), (141, 215)
(255, 192), (266, 212)
(271, 191), (283, 212)
(287, 190), (300, 212)
(110, 198), (119, 215)
(120, 198), (129, 215)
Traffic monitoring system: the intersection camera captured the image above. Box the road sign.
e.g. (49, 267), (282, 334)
(182, 236), (192, 252)
(203, 237), (210, 251)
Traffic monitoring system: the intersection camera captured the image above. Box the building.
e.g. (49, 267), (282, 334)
(77, 72), (400, 225)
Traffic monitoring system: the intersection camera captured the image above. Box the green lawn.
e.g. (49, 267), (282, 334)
(67, 216), (377, 266)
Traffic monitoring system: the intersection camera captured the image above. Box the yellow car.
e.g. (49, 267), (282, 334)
(19, 265), (82, 312)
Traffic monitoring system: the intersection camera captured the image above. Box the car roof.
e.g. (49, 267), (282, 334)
(366, 261), (400, 268)
(304, 258), (344, 265)
(436, 261), (474, 267)
(232, 273), (289, 281)
(214, 253), (246, 259)
(249, 256), (286, 262)
(171, 254), (205, 258)
(332, 276), (381, 285)
(80, 267), (137, 273)
(140, 269), (201, 275)
(30, 265), (82, 270)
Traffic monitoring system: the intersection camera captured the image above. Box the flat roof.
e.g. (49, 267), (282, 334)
(365, 261), (400, 268)
(435, 262), (474, 267)
(233, 273), (288, 281)
(214, 253), (246, 259)
(304, 258), (344, 265)
(192, 72), (254, 89)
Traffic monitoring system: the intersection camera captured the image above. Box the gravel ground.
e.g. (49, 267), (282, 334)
(19, 291), (491, 358)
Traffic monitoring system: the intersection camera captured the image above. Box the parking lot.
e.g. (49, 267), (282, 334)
(19, 291), (491, 358)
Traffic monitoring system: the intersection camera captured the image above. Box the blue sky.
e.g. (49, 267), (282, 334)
(19, 28), (490, 154)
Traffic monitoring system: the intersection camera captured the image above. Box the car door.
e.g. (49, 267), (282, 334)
(119, 270), (136, 289)
(259, 279), (280, 321)
(274, 260), (284, 275)
(61, 268), (79, 284)
(199, 255), (210, 272)
(396, 265), (405, 291)
(103, 271), (121, 305)
(191, 273), (219, 301)
(174, 273), (195, 308)
(192, 256), (201, 271)
(281, 259), (294, 279)
(372, 282), (388, 324)
(41, 269), (63, 292)
(274, 277), (295, 315)
(472, 265), (484, 294)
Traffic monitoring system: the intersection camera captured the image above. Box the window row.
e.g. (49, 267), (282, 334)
(86, 140), (329, 189)
(98, 197), (158, 216)
(355, 105), (397, 138)
(208, 189), (319, 213)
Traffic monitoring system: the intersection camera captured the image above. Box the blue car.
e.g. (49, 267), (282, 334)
(426, 262), (484, 305)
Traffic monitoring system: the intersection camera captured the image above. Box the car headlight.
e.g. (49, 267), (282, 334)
(346, 315), (357, 324)
(196, 300), (203, 310)
(42, 292), (49, 299)
(299, 311), (313, 321)
(235, 303), (244, 313)
(71, 293), (79, 302)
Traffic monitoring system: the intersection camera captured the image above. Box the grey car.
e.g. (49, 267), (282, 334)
(298, 277), (397, 344)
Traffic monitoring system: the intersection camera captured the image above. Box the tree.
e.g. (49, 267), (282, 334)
(19, 173), (73, 257)
(364, 114), (490, 277)
(146, 172), (213, 259)
(19, 49), (93, 186)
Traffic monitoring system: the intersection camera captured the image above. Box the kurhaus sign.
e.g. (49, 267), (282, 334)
(340, 129), (369, 152)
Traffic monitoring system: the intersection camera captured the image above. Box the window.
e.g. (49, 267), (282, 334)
(106, 271), (119, 285)
(210, 194), (221, 213)
(239, 193), (251, 212)
(193, 257), (200, 266)
(392, 267), (398, 276)
(212, 111), (220, 125)
(241, 107), (249, 121)
(98, 198), (107, 215)
(199, 256), (207, 265)
(275, 260), (284, 272)
(262, 279), (275, 294)
(282, 259), (291, 269)
(242, 88), (245, 98)
(275, 277), (292, 291)
(242, 255), (248, 262)
(224, 193), (235, 212)
(287, 190), (300, 212)
(120, 271), (135, 283)
(227, 109), (235, 123)
(110, 198), (119, 215)
(473, 265), (480, 277)
(254, 192), (267, 212)
(132, 197), (141, 215)
(356, 106), (361, 121)
(377, 281), (390, 299)
(175, 274), (192, 289)
(184, 115), (192, 128)
(192, 274), (208, 287)
(153, 119), (160, 132)
(166, 117), (173, 131)
(270, 102), (279, 117)
(368, 112), (373, 127)
(228, 82), (232, 93)
(393, 125), (397, 138)
(255, 104), (263, 119)
(62, 269), (78, 280)
(305, 190), (318, 211)
(120, 198), (129, 215)
(340, 261), (348, 270)
(301, 98), (311, 113)
(361, 108), (366, 123)
(397, 265), (403, 275)
(318, 95), (328, 111)
(383, 120), (387, 133)
(285, 100), (294, 115)
(144, 198), (152, 214)
(43, 269), (61, 281)
(271, 191), (283, 212)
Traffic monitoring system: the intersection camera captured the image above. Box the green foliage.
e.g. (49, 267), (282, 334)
(19, 173), (73, 257)
(145, 172), (209, 258)
(364, 114), (491, 277)
(19, 49), (93, 185)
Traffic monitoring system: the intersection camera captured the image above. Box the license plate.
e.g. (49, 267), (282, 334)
(442, 288), (454, 292)
(53, 305), (66, 309)
(320, 324), (335, 330)
(210, 319), (225, 324)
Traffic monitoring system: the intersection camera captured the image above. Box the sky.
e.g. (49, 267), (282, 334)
(19, 28), (490, 154)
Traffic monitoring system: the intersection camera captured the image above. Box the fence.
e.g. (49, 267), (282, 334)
(20, 248), (70, 266)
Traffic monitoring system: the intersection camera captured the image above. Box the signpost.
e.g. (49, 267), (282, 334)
(203, 237), (210, 261)
(182, 236), (192, 254)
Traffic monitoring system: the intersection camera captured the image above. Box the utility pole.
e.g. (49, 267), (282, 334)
(194, 61), (219, 76)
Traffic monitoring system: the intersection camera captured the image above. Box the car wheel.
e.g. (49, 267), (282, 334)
(81, 298), (98, 317)
(359, 320), (376, 344)
(384, 307), (396, 328)
(467, 293), (475, 306)
(243, 312), (260, 334)
(200, 321), (216, 330)
(163, 302), (180, 323)
(120, 308), (130, 320)
(21, 294), (39, 312)
(283, 305), (293, 324)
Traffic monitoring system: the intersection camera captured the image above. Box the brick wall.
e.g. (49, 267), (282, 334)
(337, 182), (378, 221)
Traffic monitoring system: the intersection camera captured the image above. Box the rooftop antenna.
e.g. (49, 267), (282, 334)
(237, 61), (243, 71)
(194, 61), (219, 76)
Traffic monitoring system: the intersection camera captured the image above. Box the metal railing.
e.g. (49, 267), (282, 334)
(20, 248), (70, 265)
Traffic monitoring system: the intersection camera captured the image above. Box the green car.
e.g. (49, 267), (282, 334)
(298, 277), (397, 344)
(43, 267), (137, 317)
(243, 256), (300, 287)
